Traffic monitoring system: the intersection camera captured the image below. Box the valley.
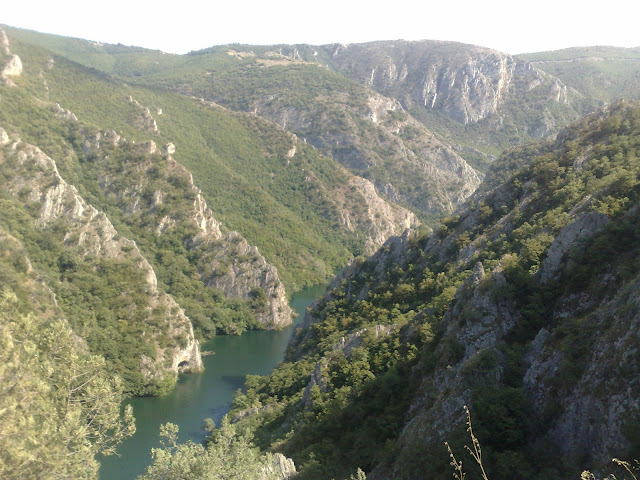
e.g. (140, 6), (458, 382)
(1, 23), (639, 480)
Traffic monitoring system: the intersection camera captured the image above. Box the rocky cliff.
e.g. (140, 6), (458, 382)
(324, 40), (580, 138)
(212, 56), (483, 218)
(0, 28), (22, 84)
(0, 130), (202, 392)
(254, 86), (483, 216)
(78, 129), (293, 330)
(370, 101), (640, 479)
(228, 101), (640, 480)
(0, 25), (294, 334)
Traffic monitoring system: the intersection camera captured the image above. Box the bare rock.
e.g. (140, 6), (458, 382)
(539, 212), (609, 284)
(1, 134), (203, 385)
(53, 103), (78, 122)
(1, 54), (22, 79)
(0, 127), (9, 145)
(0, 28), (22, 84)
(263, 453), (297, 479)
(337, 176), (419, 254)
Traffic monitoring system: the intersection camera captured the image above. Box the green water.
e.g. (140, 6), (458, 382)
(99, 284), (325, 480)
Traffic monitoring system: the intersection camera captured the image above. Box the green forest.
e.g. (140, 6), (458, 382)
(1, 24), (640, 480)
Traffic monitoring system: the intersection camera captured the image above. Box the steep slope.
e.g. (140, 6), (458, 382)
(2, 27), (418, 289)
(0, 127), (202, 395)
(1, 27), (482, 223)
(0, 230), (135, 480)
(379, 100), (640, 479)
(521, 46), (640, 104)
(0, 29), (296, 337)
(167, 47), (482, 219)
(11, 27), (638, 177)
(1, 31), (196, 395)
(321, 40), (589, 165)
(228, 101), (640, 480)
(56, 124), (293, 335)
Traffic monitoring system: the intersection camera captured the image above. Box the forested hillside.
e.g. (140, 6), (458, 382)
(1, 27), (486, 221)
(0, 227), (135, 478)
(0, 24), (423, 398)
(521, 46), (640, 104)
(2, 27), (417, 291)
(13, 29), (640, 221)
(3, 23), (640, 480)
(227, 100), (640, 480)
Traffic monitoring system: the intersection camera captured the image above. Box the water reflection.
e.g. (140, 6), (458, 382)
(99, 284), (325, 480)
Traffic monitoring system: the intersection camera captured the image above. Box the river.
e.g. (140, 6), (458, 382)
(99, 284), (326, 480)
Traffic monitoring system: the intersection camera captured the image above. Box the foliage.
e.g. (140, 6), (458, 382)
(1, 30), (381, 292)
(4, 27), (640, 480)
(0, 288), (135, 480)
(226, 101), (640, 479)
(450, 409), (640, 480)
(138, 419), (279, 480)
(5, 26), (480, 223)
(0, 132), (194, 394)
(520, 46), (640, 105)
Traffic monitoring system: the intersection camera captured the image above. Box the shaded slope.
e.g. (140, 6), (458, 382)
(228, 101), (640, 479)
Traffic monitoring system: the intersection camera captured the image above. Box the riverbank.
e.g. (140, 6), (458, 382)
(99, 284), (326, 480)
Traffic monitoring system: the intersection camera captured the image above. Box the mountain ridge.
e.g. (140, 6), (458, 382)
(3, 24), (640, 480)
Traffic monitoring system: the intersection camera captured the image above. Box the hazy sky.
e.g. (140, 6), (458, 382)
(2, 0), (639, 55)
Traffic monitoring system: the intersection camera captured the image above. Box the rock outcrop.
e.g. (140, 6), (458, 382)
(202, 231), (292, 328)
(249, 82), (482, 217)
(80, 129), (293, 329)
(1, 28), (23, 84)
(324, 40), (577, 136)
(263, 453), (297, 479)
(539, 212), (609, 283)
(525, 273), (640, 466)
(0, 131), (203, 386)
(367, 103), (640, 478)
(258, 102), (640, 479)
(336, 176), (419, 254)
(127, 95), (159, 134)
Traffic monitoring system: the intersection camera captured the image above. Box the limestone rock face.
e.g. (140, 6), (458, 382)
(336, 176), (419, 255)
(393, 259), (521, 455)
(522, 275), (640, 466)
(262, 453), (297, 479)
(79, 130), (293, 329)
(325, 40), (574, 135)
(300, 323), (394, 409)
(0, 131), (203, 384)
(271, 453), (297, 479)
(1, 54), (22, 78)
(539, 212), (609, 283)
(203, 232), (292, 328)
(0, 29), (9, 56)
(0, 28), (23, 84)
(364, 104), (640, 478)
(250, 87), (482, 217)
(53, 103), (78, 122)
(127, 95), (159, 134)
(0, 127), (10, 145)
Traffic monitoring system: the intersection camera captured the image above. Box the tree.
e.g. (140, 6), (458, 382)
(0, 289), (135, 480)
(139, 417), (281, 480)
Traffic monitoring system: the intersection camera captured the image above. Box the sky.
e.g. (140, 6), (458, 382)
(1, 0), (639, 55)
